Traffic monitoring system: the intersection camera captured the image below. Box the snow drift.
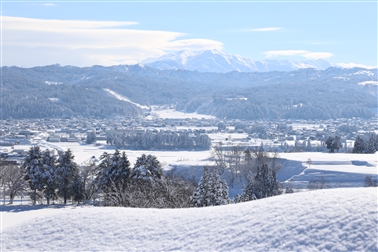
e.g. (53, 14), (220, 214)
(2, 187), (377, 251)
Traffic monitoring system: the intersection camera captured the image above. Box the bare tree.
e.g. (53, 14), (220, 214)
(307, 174), (329, 190)
(307, 158), (312, 168)
(0, 162), (26, 204)
(79, 159), (99, 202)
(211, 142), (227, 175)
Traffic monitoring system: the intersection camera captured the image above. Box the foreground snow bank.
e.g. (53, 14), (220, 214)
(2, 188), (377, 251)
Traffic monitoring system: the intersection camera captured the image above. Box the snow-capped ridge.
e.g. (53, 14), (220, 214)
(143, 50), (334, 73)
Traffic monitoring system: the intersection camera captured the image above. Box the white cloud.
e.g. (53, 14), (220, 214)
(302, 52), (333, 59)
(264, 50), (333, 60)
(250, 27), (282, 32)
(264, 50), (309, 57)
(225, 27), (282, 33)
(163, 39), (223, 51)
(337, 63), (377, 69)
(3, 16), (138, 31)
(43, 3), (56, 7)
(2, 16), (223, 67)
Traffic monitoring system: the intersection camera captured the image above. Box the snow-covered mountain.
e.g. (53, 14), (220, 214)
(143, 49), (333, 73)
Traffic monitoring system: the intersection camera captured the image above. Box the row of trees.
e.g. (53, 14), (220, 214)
(107, 131), (212, 150)
(353, 134), (377, 154)
(19, 147), (197, 207)
(191, 162), (282, 207)
(23, 147), (81, 205)
(2, 145), (283, 207)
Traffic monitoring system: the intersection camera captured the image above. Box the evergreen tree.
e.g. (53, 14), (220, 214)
(244, 148), (253, 165)
(233, 193), (250, 204)
(333, 136), (342, 153)
(240, 172), (258, 202)
(71, 174), (85, 204)
(86, 131), (96, 144)
(190, 166), (230, 207)
(131, 154), (164, 181)
(56, 149), (79, 204)
(95, 150), (131, 193)
(23, 146), (45, 205)
(353, 136), (365, 153)
(242, 164), (280, 200)
(325, 136), (342, 153)
(41, 149), (58, 205)
(306, 139), (312, 151)
(366, 134), (376, 154)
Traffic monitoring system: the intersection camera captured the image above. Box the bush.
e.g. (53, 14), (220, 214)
(307, 175), (329, 190)
(364, 175), (378, 187)
(100, 177), (196, 208)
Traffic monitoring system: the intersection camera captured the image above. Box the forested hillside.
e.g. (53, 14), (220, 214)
(1, 64), (376, 119)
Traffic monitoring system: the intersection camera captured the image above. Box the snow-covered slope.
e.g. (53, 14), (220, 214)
(143, 49), (333, 73)
(2, 187), (377, 251)
(103, 88), (150, 110)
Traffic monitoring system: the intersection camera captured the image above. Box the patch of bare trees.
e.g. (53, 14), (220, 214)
(0, 159), (27, 204)
(212, 142), (282, 189)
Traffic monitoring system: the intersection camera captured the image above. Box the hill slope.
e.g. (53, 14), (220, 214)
(1, 64), (377, 119)
(2, 187), (377, 251)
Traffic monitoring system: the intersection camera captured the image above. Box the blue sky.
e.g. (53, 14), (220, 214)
(1, 1), (377, 68)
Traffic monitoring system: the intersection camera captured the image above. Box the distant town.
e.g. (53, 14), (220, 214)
(1, 111), (377, 163)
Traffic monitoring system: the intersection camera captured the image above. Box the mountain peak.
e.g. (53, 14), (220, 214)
(143, 50), (333, 73)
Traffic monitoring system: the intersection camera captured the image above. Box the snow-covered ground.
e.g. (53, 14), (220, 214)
(1, 187), (377, 251)
(149, 107), (216, 119)
(278, 152), (378, 188)
(103, 88), (150, 110)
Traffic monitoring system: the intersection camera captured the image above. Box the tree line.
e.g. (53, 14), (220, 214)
(353, 134), (378, 154)
(105, 131), (212, 150)
(1, 146), (284, 207)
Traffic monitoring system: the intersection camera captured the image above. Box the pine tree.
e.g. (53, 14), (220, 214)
(93, 152), (112, 193)
(353, 136), (365, 153)
(23, 146), (45, 205)
(306, 139), (312, 151)
(131, 154), (164, 181)
(41, 149), (58, 205)
(242, 164), (280, 200)
(332, 136), (342, 153)
(56, 149), (79, 204)
(325, 136), (342, 153)
(86, 131), (96, 144)
(241, 172), (258, 201)
(244, 148), (253, 165)
(71, 174), (85, 204)
(233, 193), (250, 204)
(190, 166), (230, 207)
(366, 134), (376, 154)
(95, 150), (131, 193)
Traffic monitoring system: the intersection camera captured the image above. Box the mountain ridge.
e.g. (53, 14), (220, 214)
(1, 64), (376, 119)
(142, 49), (334, 73)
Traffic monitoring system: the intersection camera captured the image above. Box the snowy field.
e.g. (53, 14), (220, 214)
(1, 188), (377, 251)
(278, 152), (378, 188)
(149, 107), (216, 119)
